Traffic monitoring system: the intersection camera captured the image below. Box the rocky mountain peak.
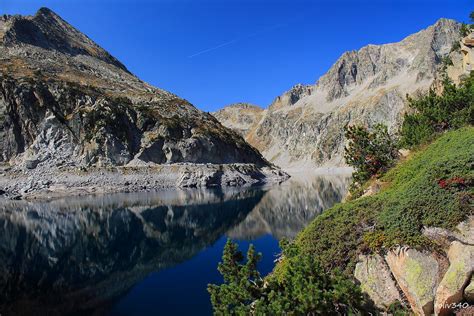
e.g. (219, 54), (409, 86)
(35, 6), (57, 17)
(269, 83), (313, 110)
(1, 7), (128, 71)
(316, 18), (460, 102)
(0, 8), (280, 181)
(226, 102), (262, 110)
(214, 19), (462, 169)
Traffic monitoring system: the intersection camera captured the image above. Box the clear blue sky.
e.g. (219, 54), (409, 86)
(1, 0), (472, 112)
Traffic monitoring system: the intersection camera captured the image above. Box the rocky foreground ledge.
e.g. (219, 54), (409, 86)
(0, 164), (289, 201)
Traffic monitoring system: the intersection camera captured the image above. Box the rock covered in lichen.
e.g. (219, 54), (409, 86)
(357, 218), (474, 315)
(354, 254), (402, 309)
(464, 276), (474, 303)
(385, 247), (439, 315)
(434, 241), (474, 315)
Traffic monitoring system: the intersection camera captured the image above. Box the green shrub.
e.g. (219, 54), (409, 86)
(451, 41), (461, 52)
(375, 127), (473, 247)
(399, 112), (436, 147)
(461, 23), (471, 37)
(294, 197), (378, 274)
(207, 240), (263, 315)
(297, 127), (473, 272)
(400, 73), (474, 148)
(387, 301), (412, 316)
(344, 124), (398, 193)
(208, 239), (365, 315)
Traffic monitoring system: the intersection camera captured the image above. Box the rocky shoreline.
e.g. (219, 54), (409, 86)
(0, 163), (289, 201)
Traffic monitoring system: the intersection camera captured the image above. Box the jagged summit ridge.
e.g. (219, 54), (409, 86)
(269, 84), (314, 110)
(315, 18), (459, 102)
(215, 18), (461, 169)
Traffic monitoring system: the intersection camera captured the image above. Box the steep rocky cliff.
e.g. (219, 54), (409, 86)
(215, 19), (461, 169)
(212, 103), (265, 137)
(0, 8), (269, 170)
(447, 31), (474, 84)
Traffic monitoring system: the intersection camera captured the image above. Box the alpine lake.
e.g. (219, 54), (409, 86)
(0, 174), (350, 315)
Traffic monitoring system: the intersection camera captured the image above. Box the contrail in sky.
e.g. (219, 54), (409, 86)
(188, 23), (285, 58)
(188, 39), (240, 58)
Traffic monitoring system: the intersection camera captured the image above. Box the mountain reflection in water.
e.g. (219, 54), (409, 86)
(0, 174), (349, 315)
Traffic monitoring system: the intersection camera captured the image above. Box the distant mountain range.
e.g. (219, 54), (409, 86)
(214, 19), (461, 169)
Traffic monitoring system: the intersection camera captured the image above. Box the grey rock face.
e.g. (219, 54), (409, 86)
(0, 163), (289, 200)
(354, 254), (402, 309)
(465, 276), (474, 303)
(2, 8), (127, 71)
(216, 19), (461, 168)
(268, 84), (314, 110)
(385, 247), (440, 316)
(434, 241), (474, 316)
(423, 216), (474, 249)
(0, 8), (269, 171)
(175, 164), (286, 188)
(212, 103), (265, 137)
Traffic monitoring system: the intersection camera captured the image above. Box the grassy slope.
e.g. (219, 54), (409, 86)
(281, 127), (473, 275)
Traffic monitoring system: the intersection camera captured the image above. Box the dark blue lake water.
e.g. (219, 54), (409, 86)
(0, 174), (349, 316)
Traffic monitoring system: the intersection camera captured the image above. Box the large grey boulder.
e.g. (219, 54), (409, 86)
(385, 247), (439, 315)
(464, 276), (474, 303)
(423, 216), (474, 249)
(434, 241), (474, 315)
(354, 254), (402, 310)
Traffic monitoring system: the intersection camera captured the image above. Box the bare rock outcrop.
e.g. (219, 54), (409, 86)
(385, 247), (439, 315)
(357, 218), (474, 315)
(423, 216), (474, 250)
(354, 254), (402, 309)
(464, 276), (474, 303)
(0, 163), (288, 200)
(434, 241), (474, 315)
(212, 103), (265, 137)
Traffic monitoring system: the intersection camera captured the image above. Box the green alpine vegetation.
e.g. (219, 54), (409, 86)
(296, 126), (473, 271)
(208, 126), (473, 314)
(343, 124), (399, 195)
(209, 72), (474, 312)
(400, 70), (474, 148)
(208, 239), (365, 314)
